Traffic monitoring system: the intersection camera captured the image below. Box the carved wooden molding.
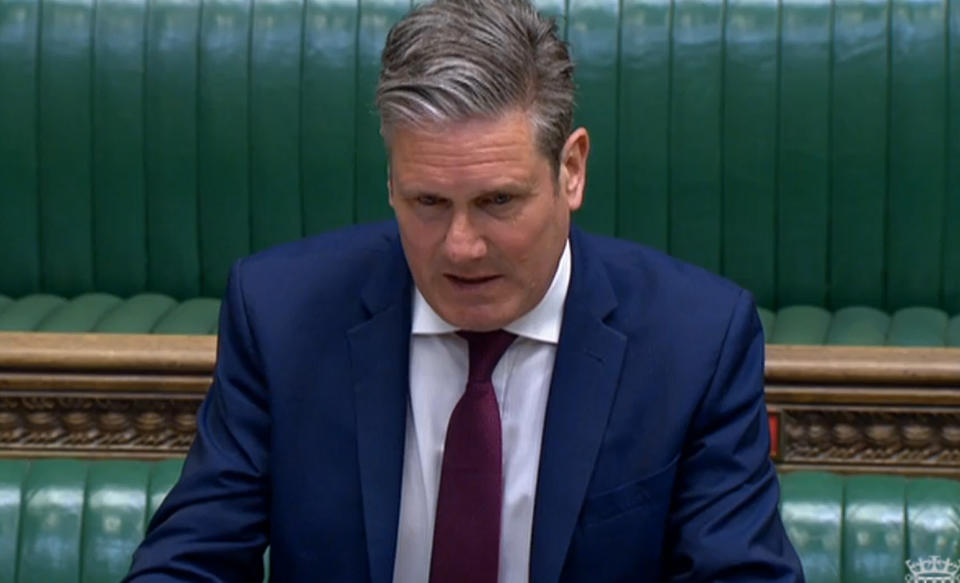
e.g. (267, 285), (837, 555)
(0, 333), (211, 458)
(779, 407), (960, 463)
(0, 391), (200, 459)
(766, 407), (960, 479)
(2, 332), (960, 470)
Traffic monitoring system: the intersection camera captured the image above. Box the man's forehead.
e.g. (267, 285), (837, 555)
(389, 110), (534, 145)
(389, 111), (549, 170)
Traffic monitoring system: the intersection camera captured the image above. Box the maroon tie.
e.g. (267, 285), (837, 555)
(429, 330), (517, 583)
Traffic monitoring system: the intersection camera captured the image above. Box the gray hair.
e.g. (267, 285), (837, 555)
(376, 0), (575, 169)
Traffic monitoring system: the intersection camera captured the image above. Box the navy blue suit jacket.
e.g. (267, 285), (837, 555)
(126, 221), (804, 582)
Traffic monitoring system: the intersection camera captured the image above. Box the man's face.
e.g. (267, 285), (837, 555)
(388, 110), (588, 331)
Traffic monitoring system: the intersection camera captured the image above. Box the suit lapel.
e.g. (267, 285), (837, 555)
(530, 229), (627, 583)
(348, 235), (412, 583)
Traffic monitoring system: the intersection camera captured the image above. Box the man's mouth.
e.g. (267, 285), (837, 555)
(445, 274), (501, 287)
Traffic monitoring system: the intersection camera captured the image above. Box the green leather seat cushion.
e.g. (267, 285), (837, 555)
(0, 294), (220, 334)
(1, 294), (958, 345)
(2, 460), (960, 582)
(757, 306), (960, 346)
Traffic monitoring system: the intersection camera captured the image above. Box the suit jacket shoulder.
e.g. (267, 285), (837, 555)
(229, 220), (410, 352)
(578, 230), (755, 375)
(237, 220), (405, 308)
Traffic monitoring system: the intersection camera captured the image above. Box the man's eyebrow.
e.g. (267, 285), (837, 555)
(480, 179), (537, 195)
(396, 188), (441, 198)
(399, 180), (537, 198)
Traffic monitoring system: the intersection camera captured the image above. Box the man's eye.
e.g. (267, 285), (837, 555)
(417, 195), (440, 206)
(491, 193), (514, 205)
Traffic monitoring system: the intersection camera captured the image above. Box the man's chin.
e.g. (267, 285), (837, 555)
(441, 306), (514, 332)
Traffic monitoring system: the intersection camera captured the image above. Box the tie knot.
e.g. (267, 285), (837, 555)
(458, 330), (517, 383)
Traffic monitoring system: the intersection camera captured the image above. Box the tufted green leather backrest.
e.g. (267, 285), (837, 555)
(0, 459), (185, 583)
(1, 460), (960, 581)
(780, 471), (960, 583)
(1, 0), (958, 310)
(0, 458), (268, 583)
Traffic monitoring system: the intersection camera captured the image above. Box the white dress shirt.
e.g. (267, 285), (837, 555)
(392, 241), (572, 583)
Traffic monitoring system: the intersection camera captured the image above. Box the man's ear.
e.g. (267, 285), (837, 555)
(558, 128), (589, 211)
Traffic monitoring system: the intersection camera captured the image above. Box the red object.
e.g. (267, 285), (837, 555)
(431, 330), (517, 583)
(768, 410), (780, 459)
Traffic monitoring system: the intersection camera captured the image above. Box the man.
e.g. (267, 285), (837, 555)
(126, 0), (804, 580)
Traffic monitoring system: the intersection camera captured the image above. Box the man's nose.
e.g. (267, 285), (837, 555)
(444, 212), (487, 263)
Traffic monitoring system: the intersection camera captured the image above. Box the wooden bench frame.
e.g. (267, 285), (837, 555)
(2, 333), (960, 477)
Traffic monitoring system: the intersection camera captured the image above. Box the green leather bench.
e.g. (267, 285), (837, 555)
(1, 0), (958, 344)
(1, 459), (959, 582)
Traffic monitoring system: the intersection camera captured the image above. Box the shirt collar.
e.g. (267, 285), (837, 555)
(411, 239), (572, 344)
